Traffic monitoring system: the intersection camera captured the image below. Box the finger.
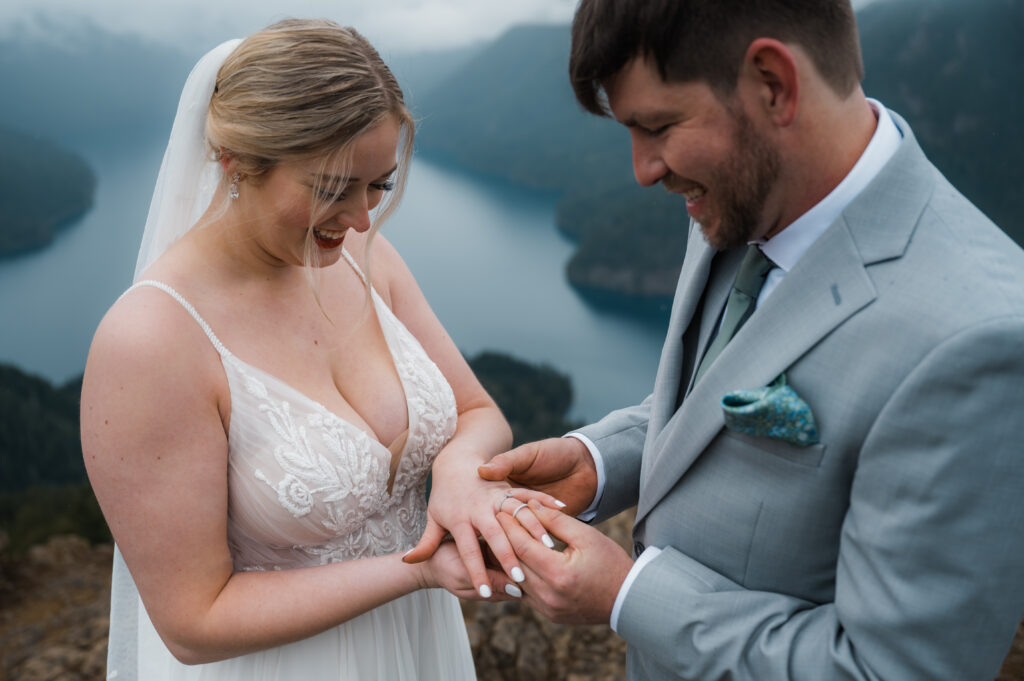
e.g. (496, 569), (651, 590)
(497, 513), (590, 623)
(402, 518), (446, 564)
(476, 514), (527, 585)
(510, 504), (556, 549)
(525, 500), (590, 548)
(477, 442), (540, 481)
(449, 566), (524, 601)
(508, 487), (568, 512)
(487, 566), (524, 600)
(495, 486), (565, 514)
(477, 457), (511, 482)
(449, 524), (493, 599)
(451, 586), (519, 601)
(497, 510), (562, 578)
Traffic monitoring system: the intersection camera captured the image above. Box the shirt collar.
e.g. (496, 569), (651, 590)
(758, 99), (903, 271)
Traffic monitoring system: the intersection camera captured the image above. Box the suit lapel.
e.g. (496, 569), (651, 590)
(643, 225), (716, 441)
(637, 221), (877, 522)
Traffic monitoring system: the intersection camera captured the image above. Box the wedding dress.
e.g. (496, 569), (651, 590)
(105, 250), (475, 680)
(103, 36), (476, 679)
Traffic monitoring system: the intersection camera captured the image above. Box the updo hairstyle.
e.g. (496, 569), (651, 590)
(206, 19), (414, 263)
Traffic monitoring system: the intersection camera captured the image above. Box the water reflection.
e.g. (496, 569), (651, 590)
(0, 147), (669, 422)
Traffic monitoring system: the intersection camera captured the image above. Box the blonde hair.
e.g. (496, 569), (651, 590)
(206, 18), (414, 296)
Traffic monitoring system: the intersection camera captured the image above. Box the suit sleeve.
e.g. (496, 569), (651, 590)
(615, 317), (1024, 680)
(573, 394), (652, 523)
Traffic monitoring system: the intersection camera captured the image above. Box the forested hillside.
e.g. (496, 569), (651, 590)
(414, 0), (1024, 304)
(858, 0), (1022, 243)
(0, 352), (577, 553)
(0, 128), (96, 256)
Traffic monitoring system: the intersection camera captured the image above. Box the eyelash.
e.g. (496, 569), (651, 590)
(317, 179), (395, 202)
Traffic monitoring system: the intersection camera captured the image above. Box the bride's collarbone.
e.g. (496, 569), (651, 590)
(161, 274), (409, 443)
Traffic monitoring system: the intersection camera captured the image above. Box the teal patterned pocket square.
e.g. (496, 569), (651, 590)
(721, 374), (819, 447)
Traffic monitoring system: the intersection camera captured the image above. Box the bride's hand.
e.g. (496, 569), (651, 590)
(403, 464), (563, 599)
(413, 539), (522, 601)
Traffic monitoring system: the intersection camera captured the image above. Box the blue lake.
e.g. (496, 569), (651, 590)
(0, 140), (670, 422)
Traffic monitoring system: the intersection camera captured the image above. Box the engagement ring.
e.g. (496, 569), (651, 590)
(496, 489), (517, 513)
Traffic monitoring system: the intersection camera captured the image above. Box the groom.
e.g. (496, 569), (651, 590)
(480, 0), (1024, 679)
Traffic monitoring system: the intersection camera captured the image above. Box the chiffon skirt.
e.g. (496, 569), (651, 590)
(130, 588), (476, 680)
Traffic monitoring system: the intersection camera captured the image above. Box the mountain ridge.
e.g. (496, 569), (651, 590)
(412, 0), (1024, 304)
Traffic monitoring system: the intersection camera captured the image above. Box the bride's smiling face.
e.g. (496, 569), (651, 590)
(245, 116), (401, 267)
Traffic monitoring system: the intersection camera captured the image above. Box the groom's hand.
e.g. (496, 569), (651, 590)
(478, 437), (597, 516)
(498, 500), (632, 625)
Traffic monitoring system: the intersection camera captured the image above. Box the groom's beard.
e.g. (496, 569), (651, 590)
(687, 109), (781, 252)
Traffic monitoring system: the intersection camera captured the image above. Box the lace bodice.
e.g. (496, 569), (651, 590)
(129, 252), (457, 571)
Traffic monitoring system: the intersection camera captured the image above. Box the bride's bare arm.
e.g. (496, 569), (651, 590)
(367, 236), (562, 597)
(81, 289), (502, 665)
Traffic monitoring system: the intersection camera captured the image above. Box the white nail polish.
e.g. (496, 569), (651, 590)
(478, 584), (492, 599)
(554, 499), (567, 508)
(542, 534), (555, 549)
(511, 567), (525, 583)
(505, 584), (523, 598)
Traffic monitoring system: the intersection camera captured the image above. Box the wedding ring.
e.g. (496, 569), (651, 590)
(512, 502), (529, 520)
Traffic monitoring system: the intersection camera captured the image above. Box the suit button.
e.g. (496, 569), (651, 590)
(633, 541), (645, 556)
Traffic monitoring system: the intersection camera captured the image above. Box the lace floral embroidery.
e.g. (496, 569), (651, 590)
(246, 368), (390, 533)
(226, 287), (457, 566)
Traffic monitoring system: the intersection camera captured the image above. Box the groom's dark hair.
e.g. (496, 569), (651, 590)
(569, 0), (864, 115)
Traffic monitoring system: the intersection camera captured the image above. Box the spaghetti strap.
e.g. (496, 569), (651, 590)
(340, 247), (368, 284)
(123, 280), (231, 358)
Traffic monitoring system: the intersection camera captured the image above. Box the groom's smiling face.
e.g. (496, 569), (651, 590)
(605, 56), (781, 250)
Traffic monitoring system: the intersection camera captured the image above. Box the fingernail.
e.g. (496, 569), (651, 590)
(479, 584), (492, 599)
(402, 549), (413, 557)
(542, 534), (555, 549)
(554, 499), (567, 508)
(511, 567), (525, 583)
(504, 584), (523, 598)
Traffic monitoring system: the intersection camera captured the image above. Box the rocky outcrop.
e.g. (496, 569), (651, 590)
(0, 534), (110, 681)
(0, 516), (633, 681)
(999, 620), (1024, 681)
(3, 521), (1023, 681)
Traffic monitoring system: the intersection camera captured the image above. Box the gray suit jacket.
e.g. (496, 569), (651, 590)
(577, 113), (1024, 680)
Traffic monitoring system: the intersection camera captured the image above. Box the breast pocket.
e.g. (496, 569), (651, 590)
(722, 430), (827, 468)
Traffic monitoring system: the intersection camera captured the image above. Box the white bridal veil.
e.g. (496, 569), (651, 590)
(132, 38), (242, 281)
(108, 37), (240, 681)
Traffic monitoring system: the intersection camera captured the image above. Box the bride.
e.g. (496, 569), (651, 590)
(81, 19), (557, 680)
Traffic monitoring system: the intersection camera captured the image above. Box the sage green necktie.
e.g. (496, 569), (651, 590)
(693, 244), (774, 385)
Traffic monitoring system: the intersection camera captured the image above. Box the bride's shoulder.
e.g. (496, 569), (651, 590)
(88, 282), (224, 387)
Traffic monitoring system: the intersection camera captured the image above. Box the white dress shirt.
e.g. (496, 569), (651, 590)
(567, 100), (903, 631)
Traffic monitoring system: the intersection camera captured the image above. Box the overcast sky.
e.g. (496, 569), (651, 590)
(0, 0), (882, 55)
(0, 0), (579, 54)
